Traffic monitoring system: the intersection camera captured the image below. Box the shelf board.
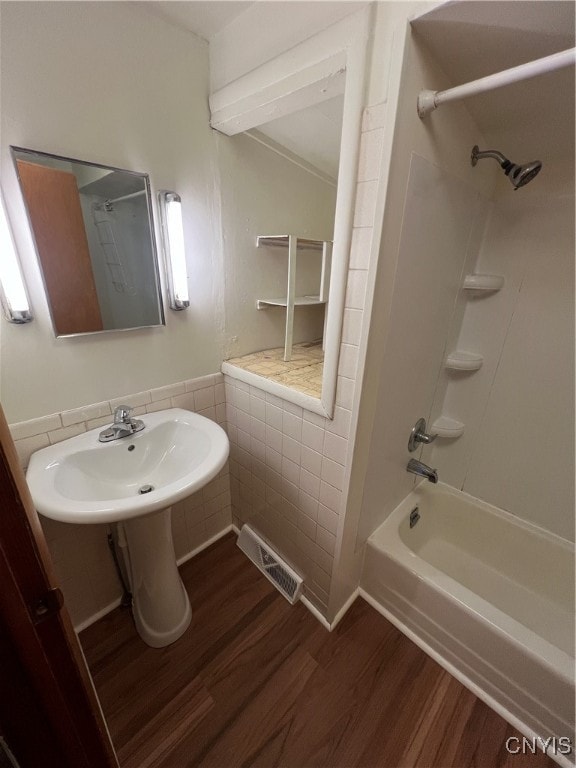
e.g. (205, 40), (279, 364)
(256, 295), (326, 310)
(445, 351), (484, 371)
(256, 235), (328, 252)
(431, 416), (465, 439)
(463, 274), (504, 292)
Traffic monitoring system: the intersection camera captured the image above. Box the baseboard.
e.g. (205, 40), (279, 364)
(300, 595), (331, 630)
(329, 589), (359, 630)
(358, 589), (574, 768)
(75, 598), (122, 634)
(176, 525), (235, 567)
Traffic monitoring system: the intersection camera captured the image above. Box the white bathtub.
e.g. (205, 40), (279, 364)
(360, 482), (575, 764)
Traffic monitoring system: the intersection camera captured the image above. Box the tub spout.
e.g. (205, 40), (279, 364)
(407, 458), (438, 484)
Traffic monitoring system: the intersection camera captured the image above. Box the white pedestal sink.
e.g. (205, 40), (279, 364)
(119, 508), (192, 648)
(26, 408), (229, 648)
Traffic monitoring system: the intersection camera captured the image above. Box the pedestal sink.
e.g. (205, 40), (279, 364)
(26, 408), (229, 647)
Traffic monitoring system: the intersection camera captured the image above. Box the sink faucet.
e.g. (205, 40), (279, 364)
(99, 405), (145, 443)
(407, 458), (438, 484)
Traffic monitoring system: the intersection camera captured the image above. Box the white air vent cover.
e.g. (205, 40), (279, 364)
(237, 525), (303, 604)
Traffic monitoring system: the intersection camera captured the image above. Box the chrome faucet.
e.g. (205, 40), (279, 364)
(99, 405), (145, 442)
(408, 418), (437, 452)
(407, 458), (438, 484)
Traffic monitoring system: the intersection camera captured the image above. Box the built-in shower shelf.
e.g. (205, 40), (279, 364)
(445, 351), (484, 371)
(463, 274), (504, 292)
(256, 295), (325, 310)
(432, 416), (465, 439)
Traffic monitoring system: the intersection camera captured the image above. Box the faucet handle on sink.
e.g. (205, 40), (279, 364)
(114, 405), (133, 423)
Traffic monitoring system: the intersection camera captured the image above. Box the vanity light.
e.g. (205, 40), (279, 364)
(158, 191), (189, 310)
(0, 188), (32, 323)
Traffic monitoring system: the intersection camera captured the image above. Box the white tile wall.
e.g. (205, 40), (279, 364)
(227, 104), (385, 615)
(10, 373), (231, 629)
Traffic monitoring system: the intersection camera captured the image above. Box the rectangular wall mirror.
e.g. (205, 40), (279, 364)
(12, 147), (164, 337)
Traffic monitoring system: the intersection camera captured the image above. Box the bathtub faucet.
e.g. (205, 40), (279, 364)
(407, 458), (438, 484)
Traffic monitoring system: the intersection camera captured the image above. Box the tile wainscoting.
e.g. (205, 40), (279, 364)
(9, 373), (231, 630)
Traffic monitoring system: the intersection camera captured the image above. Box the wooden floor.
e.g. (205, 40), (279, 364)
(80, 534), (555, 768)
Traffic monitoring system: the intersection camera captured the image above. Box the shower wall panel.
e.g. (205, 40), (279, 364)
(357, 154), (488, 543)
(432, 191), (575, 541)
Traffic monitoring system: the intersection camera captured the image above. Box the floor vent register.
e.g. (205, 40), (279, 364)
(237, 525), (303, 604)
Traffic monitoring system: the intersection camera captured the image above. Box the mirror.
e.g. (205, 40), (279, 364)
(222, 92), (343, 404)
(11, 147), (164, 337)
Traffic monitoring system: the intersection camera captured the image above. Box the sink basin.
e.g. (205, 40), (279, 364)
(26, 408), (229, 524)
(26, 408), (230, 648)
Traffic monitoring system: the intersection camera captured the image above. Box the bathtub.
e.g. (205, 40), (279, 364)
(360, 482), (575, 764)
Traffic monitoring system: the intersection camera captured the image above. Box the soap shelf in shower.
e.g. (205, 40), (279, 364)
(431, 416), (465, 439)
(256, 295), (325, 310)
(445, 351), (483, 371)
(463, 274), (504, 292)
(256, 235), (332, 362)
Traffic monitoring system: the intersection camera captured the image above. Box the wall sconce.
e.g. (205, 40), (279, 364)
(158, 191), (189, 310)
(0, 187), (32, 323)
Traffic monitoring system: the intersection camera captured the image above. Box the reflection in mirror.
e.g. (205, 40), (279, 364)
(12, 147), (164, 337)
(225, 94), (344, 402)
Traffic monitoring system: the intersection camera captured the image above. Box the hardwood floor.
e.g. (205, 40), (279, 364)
(80, 533), (556, 768)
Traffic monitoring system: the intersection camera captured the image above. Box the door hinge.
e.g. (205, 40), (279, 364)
(30, 587), (64, 624)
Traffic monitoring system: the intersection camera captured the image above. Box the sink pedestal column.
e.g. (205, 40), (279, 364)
(120, 507), (191, 648)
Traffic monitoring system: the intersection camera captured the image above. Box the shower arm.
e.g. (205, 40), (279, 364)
(471, 148), (507, 166)
(418, 47), (576, 118)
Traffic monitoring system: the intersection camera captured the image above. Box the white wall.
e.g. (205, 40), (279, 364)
(0, 2), (344, 424)
(217, 132), (336, 359)
(0, 2), (223, 422)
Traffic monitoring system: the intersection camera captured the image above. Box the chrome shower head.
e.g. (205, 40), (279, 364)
(471, 145), (542, 189)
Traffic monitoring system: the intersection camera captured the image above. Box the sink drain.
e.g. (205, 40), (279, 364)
(138, 484), (154, 495)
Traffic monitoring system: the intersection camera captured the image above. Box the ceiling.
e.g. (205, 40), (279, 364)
(255, 95), (344, 181)
(142, 1), (345, 179)
(143, 1), (254, 41)
(411, 2), (575, 164)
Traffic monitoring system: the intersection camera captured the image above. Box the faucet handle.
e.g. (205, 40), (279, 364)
(408, 417), (437, 452)
(114, 404), (133, 423)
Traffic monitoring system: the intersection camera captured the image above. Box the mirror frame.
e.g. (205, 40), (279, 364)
(11, 146), (165, 338)
(211, 8), (371, 419)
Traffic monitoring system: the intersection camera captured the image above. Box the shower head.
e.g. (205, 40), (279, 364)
(471, 145), (542, 189)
